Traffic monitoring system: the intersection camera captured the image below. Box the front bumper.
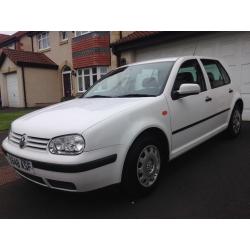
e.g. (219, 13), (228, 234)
(2, 138), (124, 192)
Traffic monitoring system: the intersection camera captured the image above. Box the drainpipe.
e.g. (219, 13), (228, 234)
(21, 66), (27, 107)
(117, 32), (123, 67)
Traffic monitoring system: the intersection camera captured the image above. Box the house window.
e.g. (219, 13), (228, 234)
(77, 67), (108, 92)
(75, 31), (91, 37)
(37, 32), (50, 50)
(60, 31), (68, 41)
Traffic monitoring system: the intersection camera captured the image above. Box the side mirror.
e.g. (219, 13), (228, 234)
(174, 83), (201, 99)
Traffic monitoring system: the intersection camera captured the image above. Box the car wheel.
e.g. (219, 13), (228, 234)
(227, 105), (242, 137)
(121, 134), (166, 197)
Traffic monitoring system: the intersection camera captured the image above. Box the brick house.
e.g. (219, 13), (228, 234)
(0, 31), (113, 107)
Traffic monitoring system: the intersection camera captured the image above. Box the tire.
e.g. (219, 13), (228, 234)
(226, 105), (242, 138)
(121, 134), (166, 197)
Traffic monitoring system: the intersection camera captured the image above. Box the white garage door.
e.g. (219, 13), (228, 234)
(135, 32), (250, 120)
(6, 73), (20, 107)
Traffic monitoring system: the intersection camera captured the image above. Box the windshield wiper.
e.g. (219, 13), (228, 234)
(86, 95), (112, 98)
(115, 94), (156, 98)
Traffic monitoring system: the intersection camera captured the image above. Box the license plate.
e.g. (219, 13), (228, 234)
(7, 154), (33, 173)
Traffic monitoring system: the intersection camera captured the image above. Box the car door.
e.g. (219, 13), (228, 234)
(167, 59), (213, 157)
(200, 59), (233, 130)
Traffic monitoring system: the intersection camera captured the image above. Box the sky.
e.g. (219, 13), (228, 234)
(0, 31), (15, 35)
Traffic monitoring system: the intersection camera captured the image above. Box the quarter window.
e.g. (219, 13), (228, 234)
(173, 59), (206, 92)
(201, 59), (231, 88)
(77, 67), (108, 92)
(37, 32), (50, 50)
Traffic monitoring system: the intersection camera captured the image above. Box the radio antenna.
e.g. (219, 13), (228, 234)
(193, 40), (198, 56)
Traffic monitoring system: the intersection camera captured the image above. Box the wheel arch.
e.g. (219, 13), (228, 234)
(235, 98), (244, 113)
(121, 126), (170, 184)
(125, 126), (170, 162)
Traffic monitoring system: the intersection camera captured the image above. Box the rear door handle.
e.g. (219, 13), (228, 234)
(205, 96), (212, 102)
(229, 89), (233, 93)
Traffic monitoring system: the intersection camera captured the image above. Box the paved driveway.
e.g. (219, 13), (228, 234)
(1, 124), (250, 219)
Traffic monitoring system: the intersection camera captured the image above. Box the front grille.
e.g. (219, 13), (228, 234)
(9, 131), (50, 151)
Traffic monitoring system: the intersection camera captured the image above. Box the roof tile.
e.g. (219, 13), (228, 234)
(0, 31), (29, 46)
(0, 34), (10, 43)
(0, 48), (58, 69)
(112, 31), (161, 45)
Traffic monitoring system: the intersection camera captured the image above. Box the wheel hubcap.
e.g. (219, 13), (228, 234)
(232, 110), (241, 134)
(137, 145), (161, 187)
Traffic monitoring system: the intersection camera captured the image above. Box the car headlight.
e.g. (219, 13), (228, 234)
(48, 134), (85, 155)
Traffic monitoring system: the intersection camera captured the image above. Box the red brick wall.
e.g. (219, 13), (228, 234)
(72, 32), (111, 69)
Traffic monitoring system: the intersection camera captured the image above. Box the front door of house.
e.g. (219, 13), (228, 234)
(63, 73), (72, 97)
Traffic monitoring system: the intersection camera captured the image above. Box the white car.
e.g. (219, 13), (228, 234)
(2, 56), (243, 196)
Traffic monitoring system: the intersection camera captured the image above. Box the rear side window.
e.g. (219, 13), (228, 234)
(201, 59), (231, 88)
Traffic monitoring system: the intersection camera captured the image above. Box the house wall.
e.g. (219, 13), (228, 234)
(121, 50), (136, 64)
(33, 32), (74, 67)
(110, 32), (121, 69)
(0, 57), (25, 107)
(18, 35), (33, 51)
(110, 31), (134, 69)
(1, 31), (116, 100)
(32, 31), (77, 95)
(24, 67), (61, 107)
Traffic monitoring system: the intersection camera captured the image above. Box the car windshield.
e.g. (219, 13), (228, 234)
(83, 61), (175, 98)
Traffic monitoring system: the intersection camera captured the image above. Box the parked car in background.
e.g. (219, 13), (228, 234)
(1, 56), (243, 196)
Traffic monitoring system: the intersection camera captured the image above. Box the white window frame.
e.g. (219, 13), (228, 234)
(77, 66), (108, 92)
(59, 31), (68, 42)
(37, 32), (50, 50)
(74, 31), (92, 37)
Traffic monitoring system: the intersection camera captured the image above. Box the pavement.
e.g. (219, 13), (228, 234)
(1, 124), (250, 219)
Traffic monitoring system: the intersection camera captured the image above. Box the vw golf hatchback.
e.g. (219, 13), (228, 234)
(2, 56), (243, 196)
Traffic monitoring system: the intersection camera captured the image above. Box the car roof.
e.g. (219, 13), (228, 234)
(125, 56), (221, 67)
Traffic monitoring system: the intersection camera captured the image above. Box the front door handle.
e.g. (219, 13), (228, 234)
(205, 96), (212, 102)
(229, 89), (233, 93)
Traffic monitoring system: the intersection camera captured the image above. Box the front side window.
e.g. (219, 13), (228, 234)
(173, 59), (206, 92)
(60, 31), (68, 41)
(77, 67), (109, 92)
(37, 32), (50, 50)
(83, 61), (174, 98)
(201, 59), (231, 88)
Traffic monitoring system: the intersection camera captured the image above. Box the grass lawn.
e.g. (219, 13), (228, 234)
(0, 111), (31, 131)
